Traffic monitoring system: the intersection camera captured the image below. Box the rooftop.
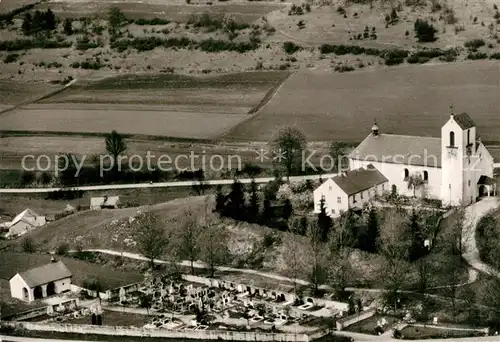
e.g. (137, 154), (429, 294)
(333, 164), (388, 196)
(349, 133), (442, 168)
(16, 261), (72, 288)
(453, 113), (475, 130)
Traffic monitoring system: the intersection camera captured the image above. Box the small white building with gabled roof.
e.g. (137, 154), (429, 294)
(10, 260), (72, 302)
(7, 208), (46, 238)
(90, 195), (120, 210)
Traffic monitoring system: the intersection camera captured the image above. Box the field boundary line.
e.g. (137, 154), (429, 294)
(0, 79), (77, 116)
(218, 70), (297, 140)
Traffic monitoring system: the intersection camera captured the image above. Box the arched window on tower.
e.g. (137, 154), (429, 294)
(423, 170), (428, 183)
(404, 168), (409, 180)
(449, 131), (455, 147)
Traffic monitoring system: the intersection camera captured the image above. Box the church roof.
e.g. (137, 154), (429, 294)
(453, 113), (475, 130)
(349, 134), (442, 168)
(333, 164), (388, 196)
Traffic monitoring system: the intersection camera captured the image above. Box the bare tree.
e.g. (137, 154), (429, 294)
(327, 247), (356, 299)
(133, 212), (170, 269)
(304, 222), (328, 294)
(449, 202), (473, 255)
(105, 130), (127, 170)
(175, 208), (204, 275)
(378, 210), (412, 312)
(199, 213), (230, 277)
(282, 233), (307, 296)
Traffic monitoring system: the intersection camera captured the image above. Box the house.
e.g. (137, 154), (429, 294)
(348, 109), (495, 206)
(6, 208), (46, 237)
(314, 164), (389, 217)
(10, 260), (72, 302)
(90, 195), (120, 210)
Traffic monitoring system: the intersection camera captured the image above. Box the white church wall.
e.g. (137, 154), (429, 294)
(441, 119), (464, 206)
(350, 159), (441, 199)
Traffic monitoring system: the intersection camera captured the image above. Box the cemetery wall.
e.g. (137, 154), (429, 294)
(335, 308), (376, 330)
(8, 322), (320, 341)
(71, 284), (108, 300)
(106, 282), (142, 300)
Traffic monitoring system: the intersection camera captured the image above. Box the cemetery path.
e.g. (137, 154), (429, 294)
(461, 197), (500, 278)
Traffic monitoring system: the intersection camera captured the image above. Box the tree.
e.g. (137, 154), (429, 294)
(44, 9), (56, 30)
(271, 126), (307, 181)
(283, 199), (293, 221)
(414, 19), (437, 42)
(58, 153), (79, 187)
(305, 222), (328, 294)
(248, 179), (260, 221)
(36, 171), (53, 185)
(327, 247), (355, 300)
(408, 210), (427, 261)
(108, 7), (127, 33)
(330, 141), (349, 172)
(176, 208), (203, 275)
(225, 179), (245, 219)
(105, 130), (127, 171)
(133, 212), (170, 269)
(407, 173), (425, 197)
(19, 170), (36, 187)
(63, 18), (73, 35)
(291, 215), (308, 235)
(22, 237), (36, 253)
(214, 185), (226, 213)
(378, 210), (412, 312)
(191, 170), (208, 196)
(362, 207), (379, 253)
(317, 196), (333, 242)
(83, 277), (104, 304)
(22, 13), (32, 35)
(139, 293), (153, 315)
(282, 234), (306, 296)
(199, 213), (230, 277)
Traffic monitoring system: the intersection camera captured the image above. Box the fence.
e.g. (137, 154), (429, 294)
(5, 322), (320, 342)
(336, 308), (376, 331)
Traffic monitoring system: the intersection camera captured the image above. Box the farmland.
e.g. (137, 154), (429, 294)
(0, 79), (62, 106)
(226, 61), (500, 142)
(0, 72), (290, 139)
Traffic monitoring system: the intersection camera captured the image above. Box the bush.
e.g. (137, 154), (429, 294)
(467, 52), (487, 59)
(22, 237), (36, 253)
(0, 38), (72, 51)
(464, 38), (485, 50)
(56, 243), (70, 255)
(76, 36), (103, 50)
(3, 53), (19, 63)
(407, 54), (430, 63)
(283, 41), (301, 54)
(320, 43), (381, 56)
(334, 64), (354, 72)
(490, 52), (500, 59)
(134, 18), (170, 25)
(414, 19), (438, 42)
(383, 49), (408, 65)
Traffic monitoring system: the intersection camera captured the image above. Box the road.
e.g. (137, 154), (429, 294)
(0, 173), (337, 193)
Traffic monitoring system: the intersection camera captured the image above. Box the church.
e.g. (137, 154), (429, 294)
(314, 109), (496, 217)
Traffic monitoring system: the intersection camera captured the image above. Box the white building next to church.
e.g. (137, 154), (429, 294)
(315, 110), (496, 216)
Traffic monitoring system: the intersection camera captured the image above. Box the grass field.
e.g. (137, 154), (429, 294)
(34, 1), (284, 22)
(226, 61), (500, 142)
(12, 195), (210, 252)
(0, 252), (143, 289)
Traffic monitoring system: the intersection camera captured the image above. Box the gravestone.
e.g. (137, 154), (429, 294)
(119, 287), (126, 303)
(46, 305), (54, 315)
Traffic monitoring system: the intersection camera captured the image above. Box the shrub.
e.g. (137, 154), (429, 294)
(134, 18), (170, 25)
(76, 36), (103, 50)
(334, 64), (354, 72)
(56, 243), (70, 255)
(22, 237), (36, 253)
(407, 54), (430, 63)
(383, 49), (409, 65)
(414, 19), (438, 42)
(467, 52), (487, 59)
(319, 44), (381, 56)
(337, 6), (346, 14)
(0, 39), (72, 51)
(490, 52), (500, 59)
(283, 41), (301, 54)
(464, 38), (485, 50)
(3, 53), (19, 63)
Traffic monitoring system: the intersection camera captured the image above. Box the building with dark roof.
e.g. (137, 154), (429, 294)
(346, 109), (495, 206)
(313, 165), (389, 217)
(9, 261), (73, 302)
